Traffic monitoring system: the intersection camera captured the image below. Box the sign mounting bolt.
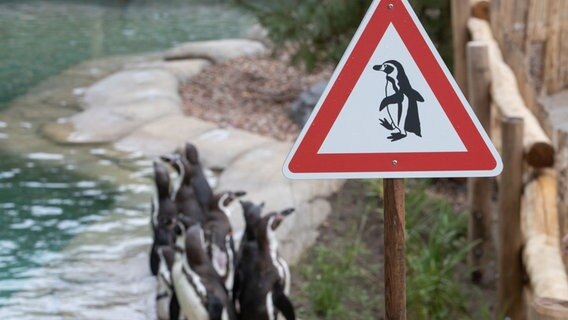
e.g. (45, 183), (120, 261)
(392, 160), (398, 166)
(388, 3), (394, 10)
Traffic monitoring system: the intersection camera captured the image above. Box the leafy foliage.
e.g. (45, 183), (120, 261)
(404, 182), (472, 319)
(240, 0), (452, 70)
(365, 179), (474, 319)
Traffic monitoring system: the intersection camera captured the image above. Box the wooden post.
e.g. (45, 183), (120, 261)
(498, 117), (525, 319)
(384, 178), (406, 320)
(466, 41), (492, 283)
(452, 0), (471, 93)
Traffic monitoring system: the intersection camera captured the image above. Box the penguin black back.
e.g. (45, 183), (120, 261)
(183, 143), (213, 213)
(162, 154), (207, 223)
(150, 161), (177, 276)
(236, 210), (296, 320)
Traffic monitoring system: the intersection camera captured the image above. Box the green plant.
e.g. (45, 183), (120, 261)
(363, 180), (475, 319)
(240, 0), (452, 71)
(302, 243), (367, 319)
(404, 181), (472, 319)
(299, 195), (378, 320)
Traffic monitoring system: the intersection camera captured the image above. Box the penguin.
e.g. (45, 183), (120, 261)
(161, 153), (207, 223)
(183, 143), (213, 213)
(204, 191), (246, 297)
(156, 246), (179, 320)
(150, 161), (178, 276)
(172, 221), (237, 320)
(373, 60), (424, 142)
(239, 200), (265, 244)
(235, 208), (296, 320)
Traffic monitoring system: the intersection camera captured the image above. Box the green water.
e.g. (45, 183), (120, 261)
(0, 0), (255, 314)
(0, 149), (117, 300)
(0, 0), (255, 107)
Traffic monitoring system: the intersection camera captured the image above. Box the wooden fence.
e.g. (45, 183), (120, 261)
(490, 0), (568, 112)
(453, 0), (568, 318)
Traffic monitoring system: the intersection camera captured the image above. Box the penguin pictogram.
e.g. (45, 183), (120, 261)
(373, 60), (424, 142)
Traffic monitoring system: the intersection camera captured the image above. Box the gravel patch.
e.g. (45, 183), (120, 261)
(179, 54), (332, 141)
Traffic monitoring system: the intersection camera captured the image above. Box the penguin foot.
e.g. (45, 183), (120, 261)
(379, 118), (395, 131)
(387, 132), (407, 142)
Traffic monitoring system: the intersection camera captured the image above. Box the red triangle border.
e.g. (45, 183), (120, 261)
(285, 0), (501, 178)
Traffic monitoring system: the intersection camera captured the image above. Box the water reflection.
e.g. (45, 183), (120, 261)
(0, 150), (116, 303)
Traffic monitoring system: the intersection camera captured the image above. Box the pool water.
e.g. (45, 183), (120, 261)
(0, 149), (116, 301)
(0, 0), (255, 107)
(0, 0), (255, 316)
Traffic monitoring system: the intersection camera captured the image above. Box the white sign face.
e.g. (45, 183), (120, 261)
(283, 0), (502, 180)
(319, 24), (466, 154)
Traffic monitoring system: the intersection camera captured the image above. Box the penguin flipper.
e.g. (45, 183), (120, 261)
(379, 93), (403, 111)
(150, 244), (159, 276)
(407, 88), (424, 102)
(273, 284), (296, 320)
(169, 291), (180, 320)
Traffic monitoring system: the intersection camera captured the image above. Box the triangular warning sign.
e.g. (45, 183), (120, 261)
(284, 0), (502, 179)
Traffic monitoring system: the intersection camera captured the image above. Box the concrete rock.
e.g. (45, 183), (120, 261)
(45, 69), (183, 144)
(164, 39), (266, 63)
(191, 127), (271, 170)
(114, 115), (217, 157)
(218, 142), (343, 208)
(278, 199), (332, 264)
(124, 59), (211, 83)
(83, 69), (179, 110)
(66, 99), (182, 144)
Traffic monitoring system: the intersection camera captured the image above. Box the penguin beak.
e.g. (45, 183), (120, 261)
(226, 191), (247, 205)
(281, 208), (295, 216)
(233, 191), (247, 198)
(373, 64), (384, 72)
(160, 154), (176, 164)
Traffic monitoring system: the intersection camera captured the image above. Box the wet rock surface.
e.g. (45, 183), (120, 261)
(164, 38), (266, 63)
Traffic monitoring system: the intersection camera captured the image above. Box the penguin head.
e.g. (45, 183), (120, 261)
(212, 190), (247, 211)
(256, 208), (295, 248)
(373, 63), (396, 75)
(258, 207), (295, 234)
(240, 200), (265, 223)
(162, 153), (194, 183)
(184, 143), (200, 165)
(240, 200), (265, 240)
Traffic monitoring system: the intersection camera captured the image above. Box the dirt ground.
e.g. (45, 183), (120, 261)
(180, 54), (332, 141)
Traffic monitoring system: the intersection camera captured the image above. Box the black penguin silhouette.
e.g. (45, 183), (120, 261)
(161, 153), (206, 223)
(373, 60), (424, 142)
(183, 143), (213, 213)
(150, 161), (178, 276)
(235, 208), (296, 320)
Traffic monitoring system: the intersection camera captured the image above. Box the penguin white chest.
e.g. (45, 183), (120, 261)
(156, 265), (173, 320)
(172, 260), (209, 320)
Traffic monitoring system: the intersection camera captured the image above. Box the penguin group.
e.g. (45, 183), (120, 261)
(150, 142), (296, 320)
